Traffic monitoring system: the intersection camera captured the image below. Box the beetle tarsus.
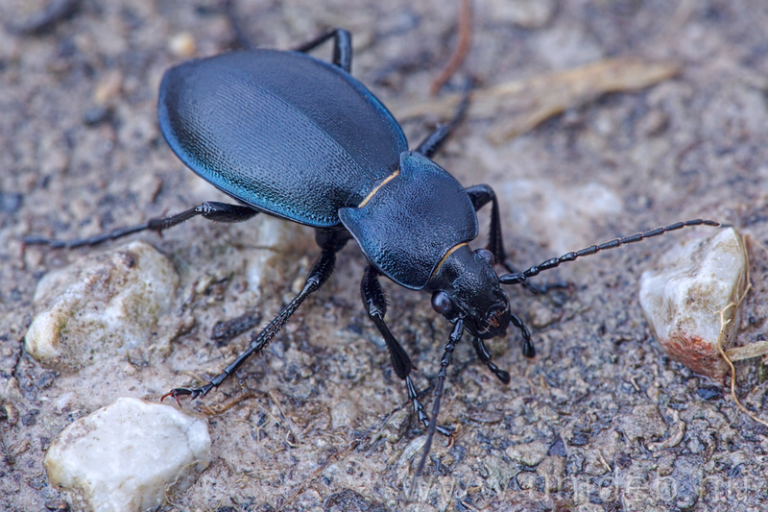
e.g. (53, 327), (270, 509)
(406, 376), (453, 437)
(472, 337), (511, 384)
(160, 384), (215, 406)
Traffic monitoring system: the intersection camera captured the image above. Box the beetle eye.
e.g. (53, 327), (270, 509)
(476, 248), (495, 266)
(431, 291), (454, 315)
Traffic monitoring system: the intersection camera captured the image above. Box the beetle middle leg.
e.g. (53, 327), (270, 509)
(164, 227), (349, 401)
(361, 266), (451, 436)
(24, 201), (258, 249)
(414, 79), (472, 159)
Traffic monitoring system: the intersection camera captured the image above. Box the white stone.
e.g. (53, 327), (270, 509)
(639, 227), (747, 380)
(25, 241), (179, 370)
(245, 215), (312, 294)
(45, 397), (210, 512)
(505, 440), (549, 467)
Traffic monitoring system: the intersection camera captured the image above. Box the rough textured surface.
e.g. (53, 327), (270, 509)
(3, 1), (768, 511)
(25, 240), (179, 369)
(45, 397), (211, 512)
(639, 227), (748, 381)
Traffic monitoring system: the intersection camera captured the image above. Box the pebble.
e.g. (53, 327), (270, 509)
(45, 398), (210, 512)
(168, 32), (196, 58)
(614, 404), (667, 443)
(245, 215), (312, 295)
(505, 440), (549, 467)
(25, 241), (179, 370)
(639, 227), (747, 380)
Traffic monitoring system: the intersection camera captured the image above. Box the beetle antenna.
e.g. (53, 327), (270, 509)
(498, 219), (720, 286)
(407, 319), (464, 502)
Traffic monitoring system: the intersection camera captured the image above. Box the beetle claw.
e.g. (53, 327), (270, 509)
(161, 384), (215, 406)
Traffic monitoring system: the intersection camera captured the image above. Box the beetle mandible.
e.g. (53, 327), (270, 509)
(26, 28), (719, 481)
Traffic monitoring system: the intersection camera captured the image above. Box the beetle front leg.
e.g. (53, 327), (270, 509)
(471, 337), (511, 384)
(464, 184), (563, 294)
(361, 265), (451, 436)
(24, 201), (259, 249)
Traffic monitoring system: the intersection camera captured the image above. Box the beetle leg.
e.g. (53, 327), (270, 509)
(464, 184), (563, 294)
(471, 337), (511, 384)
(163, 228), (346, 402)
(509, 311), (535, 358)
(464, 184), (505, 260)
(294, 28), (352, 72)
(412, 319), (464, 489)
(24, 201), (259, 249)
(361, 265), (451, 436)
(414, 79), (472, 158)
(220, 0), (255, 51)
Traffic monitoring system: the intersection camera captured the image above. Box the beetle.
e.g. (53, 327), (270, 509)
(25, 28), (719, 484)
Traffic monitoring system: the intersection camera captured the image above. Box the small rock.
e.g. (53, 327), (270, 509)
(614, 404), (666, 443)
(25, 241), (179, 370)
(527, 300), (561, 328)
(0, 191), (23, 213)
(168, 32), (196, 58)
(45, 398), (210, 512)
(381, 408), (410, 443)
(245, 215), (312, 295)
(482, 455), (516, 493)
(639, 227), (747, 380)
(505, 440), (549, 466)
(329, 398), (358, 430)
(638, 109), (669, 137)
(93, 70), (123, 105)
(82, 105), (112, 126)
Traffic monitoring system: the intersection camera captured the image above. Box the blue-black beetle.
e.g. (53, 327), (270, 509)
(26, 28), (718, 480)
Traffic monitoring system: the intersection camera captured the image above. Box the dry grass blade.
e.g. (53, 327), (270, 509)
(726, 340), (768, 362)
(396, 59), (679, 142)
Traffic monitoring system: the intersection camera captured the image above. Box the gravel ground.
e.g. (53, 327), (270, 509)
(2, 0), (768, 511)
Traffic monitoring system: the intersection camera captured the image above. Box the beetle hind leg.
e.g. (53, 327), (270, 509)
(163, 228), (347, 402)
(361, 265), (451, 436)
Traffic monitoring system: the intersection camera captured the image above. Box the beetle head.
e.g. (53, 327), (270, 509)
(426, 244), (510, 339)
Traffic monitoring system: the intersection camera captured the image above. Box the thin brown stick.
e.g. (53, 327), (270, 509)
(430, 0), (473, 96)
